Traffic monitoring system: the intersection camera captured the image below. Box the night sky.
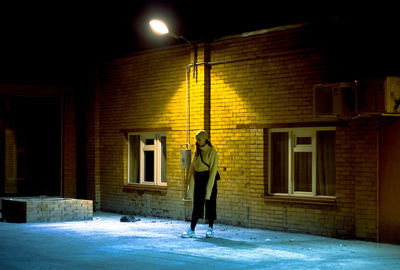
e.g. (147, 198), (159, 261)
(1, 1), (398, 85)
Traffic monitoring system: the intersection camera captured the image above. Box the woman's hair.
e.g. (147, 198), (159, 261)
(195, 139), (213, 156)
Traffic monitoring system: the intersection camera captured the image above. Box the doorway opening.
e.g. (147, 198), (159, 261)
(0, 95), (61, 196)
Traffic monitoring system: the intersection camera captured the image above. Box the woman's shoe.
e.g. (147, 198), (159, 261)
(181, 228), (196, 238)
(206, 227), (215, 238)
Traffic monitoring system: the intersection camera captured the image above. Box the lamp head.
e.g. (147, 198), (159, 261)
(149, 19), (169, 35)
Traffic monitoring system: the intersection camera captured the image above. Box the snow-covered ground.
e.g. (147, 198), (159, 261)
(0, 211), (399, 269)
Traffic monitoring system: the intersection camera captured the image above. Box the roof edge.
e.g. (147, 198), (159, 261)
(215, 23), (310, 42)
(98, 22), (310, 64)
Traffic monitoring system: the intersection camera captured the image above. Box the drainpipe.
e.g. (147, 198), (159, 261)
(60, 96), (64, 198)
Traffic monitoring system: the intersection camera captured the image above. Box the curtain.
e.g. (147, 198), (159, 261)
(294, 152), (312, 192)
(144, 151), (154, 182)
(271, 132), (288, 193)
(129, 135), (140, 183)
(317, 131), (336, 196)
(161, 136), (167, 183)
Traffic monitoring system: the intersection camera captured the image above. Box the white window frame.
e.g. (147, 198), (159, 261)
(127, 132), (167, 186)
(268, 127), (335, 198)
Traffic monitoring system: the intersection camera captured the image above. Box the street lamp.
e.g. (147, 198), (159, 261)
(149, 19), (197, 77)
(149, 19), (204, 202)
(149, 19), (169, 35)
(149, 19), (194, 46)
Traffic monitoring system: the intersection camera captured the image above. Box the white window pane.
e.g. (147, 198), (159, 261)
(129, 135), (140, 183)
(317, 131), (336, 196)
(161, 136), (167, 183)
(270, 132), (288, 193)
(145, 139), (154, 145)
(294, 152), (312, 192)
(296, 137), (311, 145)
(144, 151), (154, 182)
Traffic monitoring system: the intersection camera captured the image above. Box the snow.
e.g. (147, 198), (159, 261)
(0, 211), (399, 269)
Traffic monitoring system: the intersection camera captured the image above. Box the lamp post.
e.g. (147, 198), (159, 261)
(149, 19), (197, 202)
(149, 19), (197, 78)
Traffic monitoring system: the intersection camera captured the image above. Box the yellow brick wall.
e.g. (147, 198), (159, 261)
(94, 24), (380, 240)
(96, 47), (194, 219)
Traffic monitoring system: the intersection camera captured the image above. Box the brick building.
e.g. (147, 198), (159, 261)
(2, 21), (398, 244)
(90, 22), (400, 243)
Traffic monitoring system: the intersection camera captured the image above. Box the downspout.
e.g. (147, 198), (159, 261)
(60, 96), (64, 197)
(185, 66), (190, 144)
(376, 127), (380, 242)
(181, 64), (192, 203)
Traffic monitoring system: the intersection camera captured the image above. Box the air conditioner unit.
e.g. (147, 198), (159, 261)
(357, 76), (400, 114)
(313, 82), (355, 117)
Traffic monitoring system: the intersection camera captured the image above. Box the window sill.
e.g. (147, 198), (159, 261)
(123, 184), (167, 195)
(264, 194), (336, 206)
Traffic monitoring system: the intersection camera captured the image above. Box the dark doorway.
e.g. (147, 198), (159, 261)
(0, 95), (61, 196)
(379, 118), (400, 244)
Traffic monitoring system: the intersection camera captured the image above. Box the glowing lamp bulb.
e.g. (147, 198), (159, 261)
(149, 19), (169, 35)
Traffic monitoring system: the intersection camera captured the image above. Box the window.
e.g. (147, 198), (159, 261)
(268, 127), (335, 197)
(127, 132), (167, 186)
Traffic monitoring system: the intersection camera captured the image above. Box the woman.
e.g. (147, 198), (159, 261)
(182, 130), (219, 238)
